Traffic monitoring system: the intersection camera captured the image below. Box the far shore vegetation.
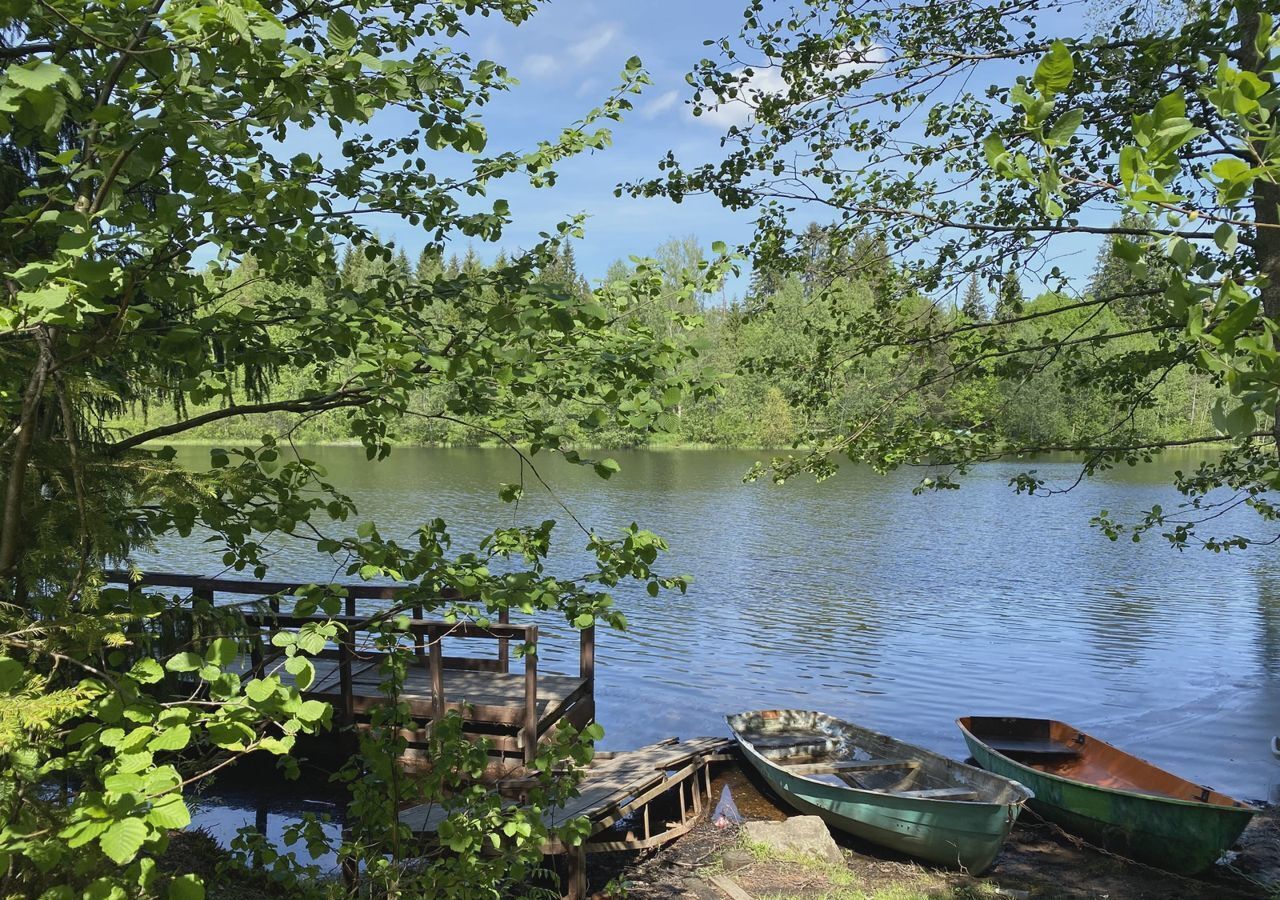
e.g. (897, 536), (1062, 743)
(118, 231), (1225, 456)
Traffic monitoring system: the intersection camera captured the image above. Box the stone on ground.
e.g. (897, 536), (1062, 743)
(741, 816), (844, 866)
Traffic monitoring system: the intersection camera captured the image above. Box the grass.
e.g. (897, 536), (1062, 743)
(733, 837), (1003, 900)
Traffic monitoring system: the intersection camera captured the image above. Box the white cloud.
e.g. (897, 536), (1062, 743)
(692, 48), (884, 129)
(693, 66), (788, 129)
(522, 22), (620, 80)
(524, 53), (558, 78)
(569, 23), (619, 66)
(641, 89), (680, 120)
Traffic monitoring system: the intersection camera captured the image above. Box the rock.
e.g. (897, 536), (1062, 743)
(720, 849), (755, 872)
(742, 816), (844, 866)
(681, 876), (722, 900)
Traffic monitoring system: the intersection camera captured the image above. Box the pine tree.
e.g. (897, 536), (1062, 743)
(961, 274), (988, 321)
(415, 247), (443, 283)
(460, 244), (482, 276)
(392, 247), (411, 281)
(994, 271), (1024, 321)
(1087, 214), (1165, 323)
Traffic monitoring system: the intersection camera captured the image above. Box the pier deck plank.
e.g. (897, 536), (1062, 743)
(231, 655), (585, 722)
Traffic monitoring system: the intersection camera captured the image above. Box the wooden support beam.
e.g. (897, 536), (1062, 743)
(429, 626), (445, 724)
(523, 626), (538, 765)
(498, 607), (509, 674)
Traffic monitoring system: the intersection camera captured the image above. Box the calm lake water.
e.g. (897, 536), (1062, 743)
(145, 446), (1280, 848)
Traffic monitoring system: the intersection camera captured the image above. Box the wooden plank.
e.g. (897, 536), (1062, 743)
(894, 787), (979, 800)
(103, 569), (410, 601)
(708, 874), (755, 900)
(782, 758), (920, 776)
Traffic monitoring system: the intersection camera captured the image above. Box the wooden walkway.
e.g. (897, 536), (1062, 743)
(108, 571), (595, 762)
(403, 736), (735, 897)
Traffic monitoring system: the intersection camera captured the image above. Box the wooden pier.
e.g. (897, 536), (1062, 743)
(107, 571), (595, 763)
(402, 736), (735, 898)
(108, 572), (735, 898)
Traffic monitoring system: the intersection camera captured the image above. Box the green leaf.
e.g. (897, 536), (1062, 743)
(148, 794), (191, 830)
(1211, 296), (1259, 345)
(6, 62), (67, 92)
(205, 637), (237, 667)
(0, 657), (23, 691)
(165, 652), (202, 673)
(168, 874), (205, 900)
(1033, 41), (1073, 96)
(99, 818), (148, 865)
(982, 134), (1006, 172)
(147, 724), (191, 752)
(129, 657), (165, 685)
(593, 458), (621, 480)
(1214, 223), (1239, 255)
(284, 654), (315, 690)
(245, 678), (276, 703)
(1044, 108), (1083, 147)
(327, 11), (358, 51)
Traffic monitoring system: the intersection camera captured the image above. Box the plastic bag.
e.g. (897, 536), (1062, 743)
(712, 784), (743, 828)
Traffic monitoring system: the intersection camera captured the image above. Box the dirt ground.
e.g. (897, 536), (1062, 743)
(584, 763), (1280, 900)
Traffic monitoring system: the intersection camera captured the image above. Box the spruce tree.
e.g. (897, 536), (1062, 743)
(994, 271), (1024, 322)
(961, 274), (988, 321)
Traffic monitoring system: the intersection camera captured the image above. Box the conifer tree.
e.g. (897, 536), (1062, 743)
(961, 274), (988, 322)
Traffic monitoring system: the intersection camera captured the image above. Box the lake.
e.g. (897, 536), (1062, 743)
(145, 446), (1280, 830)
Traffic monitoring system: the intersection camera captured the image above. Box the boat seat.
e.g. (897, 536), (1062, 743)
(894, 787), (979, 801)
(782, 758), (920, 776)
(985, 737), (1081, 758)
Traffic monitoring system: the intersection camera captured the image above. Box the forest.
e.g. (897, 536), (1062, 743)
(120, 228), (1221, 454)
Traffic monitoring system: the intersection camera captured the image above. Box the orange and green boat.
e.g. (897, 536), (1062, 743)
(958, 716), (1257, 874)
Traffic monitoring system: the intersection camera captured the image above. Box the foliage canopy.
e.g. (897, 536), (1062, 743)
(634, 0), (1280, 550)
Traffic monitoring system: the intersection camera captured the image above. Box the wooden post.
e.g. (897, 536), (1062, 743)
(249, 633), (263, 676)
(338, 630), (355, 729)
(565, 845), (586, 900)
(429, 625), (444, 725)
(188, 587), (211, 650)
(523, 625), (538, 765)
(498, 607), (510, 674)
(413, 605), (425, 664)
(579, 625), (594, 724)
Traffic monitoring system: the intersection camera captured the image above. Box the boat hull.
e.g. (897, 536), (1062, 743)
(730, 711), (1030, 873)
(959, 719), (1256, 875)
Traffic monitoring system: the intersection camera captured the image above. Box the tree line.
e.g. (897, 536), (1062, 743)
(127, 226), (1223, 454)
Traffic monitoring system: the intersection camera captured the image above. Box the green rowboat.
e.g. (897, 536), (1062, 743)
(958, 716), (1257, 874)
(728, 710), (1032, 873)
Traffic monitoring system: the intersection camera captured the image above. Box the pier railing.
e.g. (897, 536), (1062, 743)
(104, 571), (595, 763)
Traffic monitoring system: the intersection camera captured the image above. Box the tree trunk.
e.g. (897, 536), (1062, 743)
(0, 333), (53, 577)
(1240, 2), (1280, 447)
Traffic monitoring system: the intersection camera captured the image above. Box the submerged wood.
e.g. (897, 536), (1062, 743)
(727, 710), (1032, 873)
(958, 716), (1257, 875)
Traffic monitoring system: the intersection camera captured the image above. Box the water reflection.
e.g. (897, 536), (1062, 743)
(145, 447), (1280, 802)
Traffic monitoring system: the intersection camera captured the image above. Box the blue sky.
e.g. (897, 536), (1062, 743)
(354, 0), (764, 291)
(347, 0), (1107, 301)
